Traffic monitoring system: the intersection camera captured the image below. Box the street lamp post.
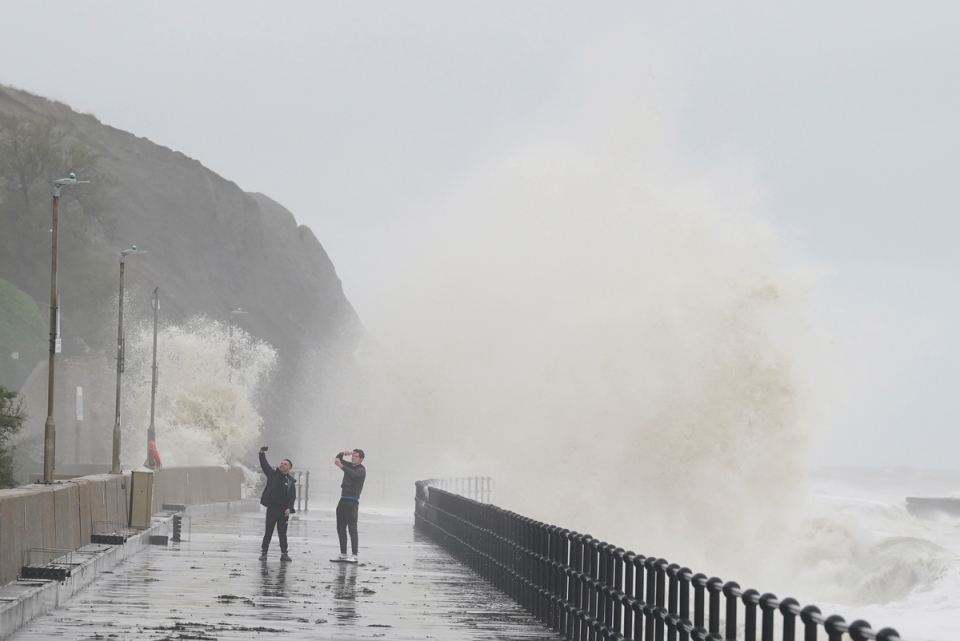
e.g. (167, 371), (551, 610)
(228, 308), (247, 382)
(145, 287), (160, 469)
(43, 174), (89, 484)
(111, 246), (146, 475)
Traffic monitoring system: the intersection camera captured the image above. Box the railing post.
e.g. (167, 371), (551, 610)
(632, 554), (646, 641)
(759, 594), (779, 641)
(667, 564), (680, 641)
(304, 470), (309, 511)
(605, 544), (617, 627)
(590, 538), (602, 622)
(296, 471), (303, 512)
(780, 598), (799, 641)
(823, 615), (847, 641)
(799, 605), (821, 641)
(691, 573), (707, 640)
(847, 620), (874, 641)
(678, 568), (692, 641)
(705, 577), (722, 636)
(722, 582), (741, 641)
(741, 589), (759, 641)
(623, 551), (636, 638)
(644, 557), (658, 641)
(654, 558), (668, 641)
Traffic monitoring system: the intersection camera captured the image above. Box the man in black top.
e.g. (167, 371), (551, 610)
(258, 446), (296, 562)
(333, 449), (366, 563)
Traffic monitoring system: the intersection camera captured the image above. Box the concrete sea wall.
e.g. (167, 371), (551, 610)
(0, 466), (243, 587)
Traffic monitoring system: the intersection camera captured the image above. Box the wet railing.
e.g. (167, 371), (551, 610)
(414, 481), (902, 641)
(419, 477), (495, 503)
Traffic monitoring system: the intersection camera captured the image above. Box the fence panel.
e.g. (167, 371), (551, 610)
(414, 479), (904, 641)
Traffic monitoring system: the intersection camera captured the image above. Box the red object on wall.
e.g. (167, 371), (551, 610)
(149, 442), (162, 468)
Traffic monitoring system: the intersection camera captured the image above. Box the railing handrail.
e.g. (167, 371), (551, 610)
(413, 480), (903, 641)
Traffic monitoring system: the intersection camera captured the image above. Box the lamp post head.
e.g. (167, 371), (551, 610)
(54, 175), (90, 187)
(120, 246), (147, 263)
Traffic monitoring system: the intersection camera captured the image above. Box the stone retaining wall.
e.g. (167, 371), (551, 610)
(0, 466), (242, 587)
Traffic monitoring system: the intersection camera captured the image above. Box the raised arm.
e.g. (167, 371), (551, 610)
(259, 450), (273, 477)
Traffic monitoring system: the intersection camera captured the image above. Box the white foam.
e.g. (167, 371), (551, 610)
(122, 315), (277, 488)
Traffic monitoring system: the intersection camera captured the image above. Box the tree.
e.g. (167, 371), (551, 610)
(0, 386), (26, 488)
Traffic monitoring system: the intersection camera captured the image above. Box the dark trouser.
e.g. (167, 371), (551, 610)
(262, 507), (289, 553)
(336, 498), (359, 554)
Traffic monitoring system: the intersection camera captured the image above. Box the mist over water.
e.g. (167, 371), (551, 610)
(123, 316), (277, 484)
(362, 121), (828, 576)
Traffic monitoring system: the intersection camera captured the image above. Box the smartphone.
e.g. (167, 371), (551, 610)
(261, 446), (269, 452)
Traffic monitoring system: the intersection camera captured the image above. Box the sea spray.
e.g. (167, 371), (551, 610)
(286, 108), (957, 616)
(123, 315), (277, 487)
(353, 119), (836, 587)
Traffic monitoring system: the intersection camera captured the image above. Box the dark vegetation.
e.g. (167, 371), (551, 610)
(0, 386), (26, 487)
(0, 277), (46, 390)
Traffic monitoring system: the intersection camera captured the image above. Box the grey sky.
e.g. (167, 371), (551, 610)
(2, 2), (958, 467)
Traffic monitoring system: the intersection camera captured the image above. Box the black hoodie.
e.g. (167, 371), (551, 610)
(259, 452), (296, 512)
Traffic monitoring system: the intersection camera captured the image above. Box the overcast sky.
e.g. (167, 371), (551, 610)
(2, 2), (958, 468)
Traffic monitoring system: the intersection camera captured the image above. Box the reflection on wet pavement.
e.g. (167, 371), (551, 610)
(333, 562), (358, 624)
(8, 507), (560, 640)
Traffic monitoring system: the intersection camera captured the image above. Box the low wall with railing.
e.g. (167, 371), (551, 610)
(0, 466), (242, 587)
(414, 480), (902, 641)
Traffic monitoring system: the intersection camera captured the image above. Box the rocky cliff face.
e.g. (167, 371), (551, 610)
(0, 85), (361, 463)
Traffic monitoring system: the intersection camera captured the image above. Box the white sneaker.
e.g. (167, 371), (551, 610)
(332, 553), (349, 562)
(347, 554), (358, 563)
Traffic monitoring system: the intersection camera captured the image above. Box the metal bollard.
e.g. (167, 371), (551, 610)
(305, 470), (310, 511)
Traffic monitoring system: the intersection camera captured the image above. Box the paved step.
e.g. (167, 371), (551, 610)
(7, 507), (561, 640)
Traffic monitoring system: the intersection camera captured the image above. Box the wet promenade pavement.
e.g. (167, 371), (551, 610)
(9, 507), (560, 641)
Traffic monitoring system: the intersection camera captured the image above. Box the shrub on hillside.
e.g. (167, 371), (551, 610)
(0, 386), (26, 488)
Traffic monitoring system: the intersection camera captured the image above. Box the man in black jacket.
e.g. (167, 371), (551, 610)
(258, 446), (296, 562)
(333, 449), (366, 563)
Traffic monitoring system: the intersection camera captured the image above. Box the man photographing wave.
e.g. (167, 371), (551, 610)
(258, 446), (296, 562)
(332, 449), (366, 563)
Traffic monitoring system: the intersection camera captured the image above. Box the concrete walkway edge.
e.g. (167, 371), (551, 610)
(0, 498), (258, 640)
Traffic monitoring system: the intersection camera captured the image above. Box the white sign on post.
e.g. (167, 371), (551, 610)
(55, 338), (62, 353)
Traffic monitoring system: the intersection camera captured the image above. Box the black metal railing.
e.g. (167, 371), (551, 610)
(418, 477), (495, 503)
(414, 481), (903, 641)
